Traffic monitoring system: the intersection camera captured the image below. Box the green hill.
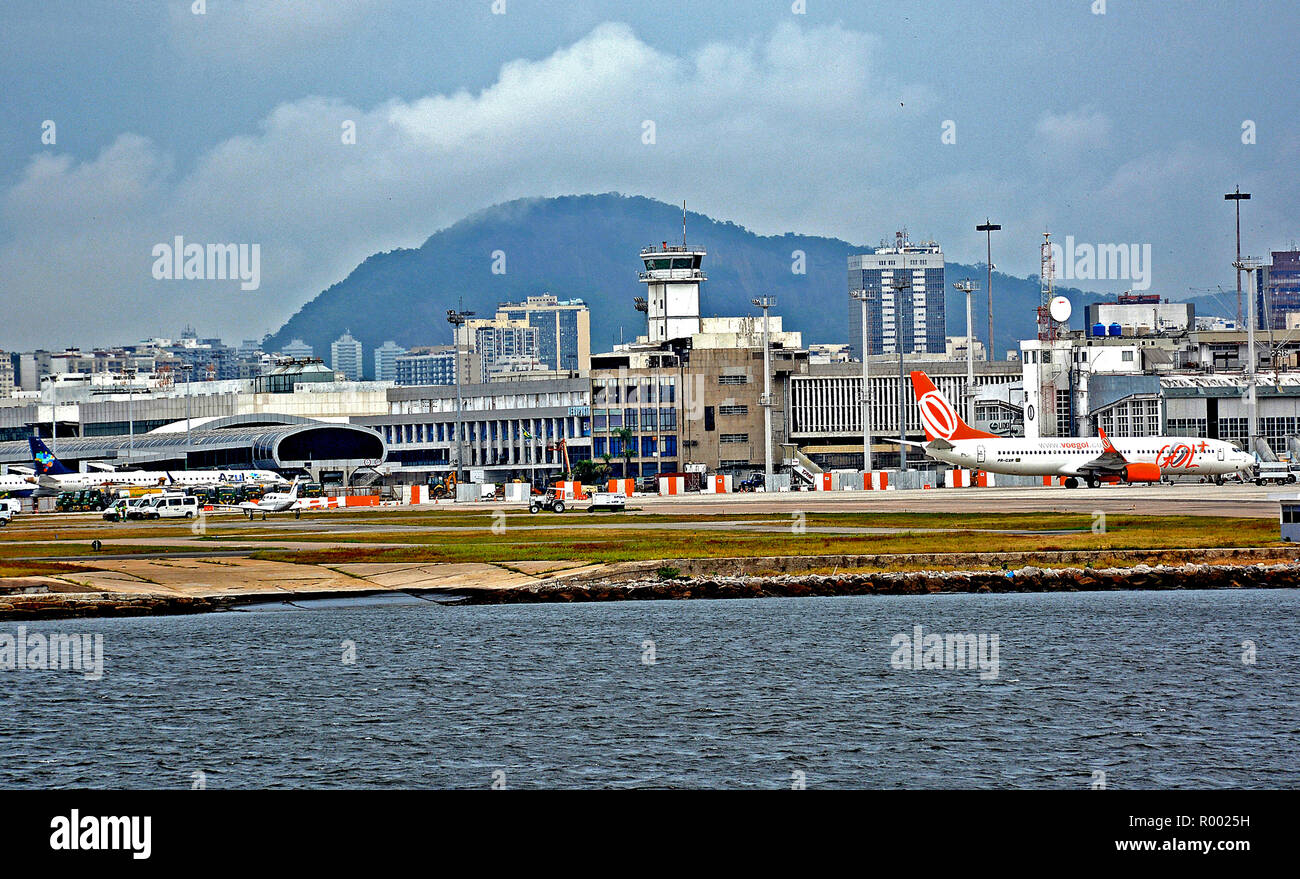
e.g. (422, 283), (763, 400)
(266, 193), (1215, 376)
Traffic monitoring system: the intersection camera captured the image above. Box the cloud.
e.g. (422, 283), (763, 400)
(0, 20), (924, 348)
(0, 20), (1287, 349)
(1035, 108), (1113, 152)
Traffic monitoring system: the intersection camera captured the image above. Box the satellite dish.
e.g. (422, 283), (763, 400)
(1049, 295), (1072, 323)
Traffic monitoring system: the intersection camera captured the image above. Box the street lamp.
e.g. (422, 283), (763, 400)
(752, 295), (776, 491)
(1234, 256), (1264, 457)
(976, 220), (1001, 359)
(446, 308), (475, 489)
(1225, 188), (1251, 328)
(849, 289), (873, 472)
(954, 279), (981, 424)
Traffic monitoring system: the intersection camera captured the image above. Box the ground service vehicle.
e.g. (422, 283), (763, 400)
(1254, 461), (1297, 486)
(56, 489), (115, 512)
(587, 492), (627, 512)
(102, 498), (132, 522)
(529, 487), (567, 514)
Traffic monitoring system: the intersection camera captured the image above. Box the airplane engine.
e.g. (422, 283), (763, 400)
(1122, 462), (1162, 483)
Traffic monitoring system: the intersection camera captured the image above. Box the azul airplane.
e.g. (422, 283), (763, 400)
(30, 438), (282, 492)
(0, 471), (39, 497)
(904, 371), (1254, 488)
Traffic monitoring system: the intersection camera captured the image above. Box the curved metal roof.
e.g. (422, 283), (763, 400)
(0, 419), (386, 470)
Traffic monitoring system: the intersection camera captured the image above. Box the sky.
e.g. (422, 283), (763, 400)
(1, 0), (1296, 350)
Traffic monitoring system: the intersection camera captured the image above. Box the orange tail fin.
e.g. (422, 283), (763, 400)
(909, 371), (999, 441)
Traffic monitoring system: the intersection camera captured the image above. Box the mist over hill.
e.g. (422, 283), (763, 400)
(266, 193), (1225, 376)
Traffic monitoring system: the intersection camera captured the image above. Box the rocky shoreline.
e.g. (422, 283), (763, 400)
(459, 561), (1300, 605)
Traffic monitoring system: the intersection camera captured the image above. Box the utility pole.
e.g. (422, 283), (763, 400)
(954, 279), (980, 423)
(1235, 257), (1264, 457)
(752, 296), (776, 491)
(890, 276), (911, 471)
(125, 367), (136, 465)
(976, 219), (1001, 360)
(446, 308), (475, 490)
(850, 289), (872, 471)
(180, 363), (193, 464)
(1225, 188), (1251, 328)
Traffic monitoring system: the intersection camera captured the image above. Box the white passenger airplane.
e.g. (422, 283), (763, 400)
(0, 472), (39, 497)
(903, 371), (1254, 488)
(30, 438), (282, 492)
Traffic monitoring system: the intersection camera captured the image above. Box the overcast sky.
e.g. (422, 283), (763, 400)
(1, 0), (1295, 350)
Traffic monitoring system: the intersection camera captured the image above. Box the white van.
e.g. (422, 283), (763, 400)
(128, 493), (200, 520)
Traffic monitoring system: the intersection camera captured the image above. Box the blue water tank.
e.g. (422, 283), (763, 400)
(1091, 323), (1106, 338)
(1108, 322), (1123, 337)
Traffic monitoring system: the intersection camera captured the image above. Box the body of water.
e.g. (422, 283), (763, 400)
(2, 590), (1295, 788)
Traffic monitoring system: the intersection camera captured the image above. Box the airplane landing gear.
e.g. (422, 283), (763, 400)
(1064, 476), (1079, 489)
(294, 510), (301, 519)
(1087, 475), (1100, 489)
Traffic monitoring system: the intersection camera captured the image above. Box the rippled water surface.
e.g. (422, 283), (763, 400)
(3, 590), (1296, 788)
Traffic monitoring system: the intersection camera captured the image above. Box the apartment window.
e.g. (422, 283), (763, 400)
(718, 374), (748, 385)
(720, 459), (750, 469)
(718, 405), (749, 416)
(720, 433), (749, 443)
(1122, 350), (1135, 362)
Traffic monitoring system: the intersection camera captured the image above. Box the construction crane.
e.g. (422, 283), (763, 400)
(546, 437), (571, 479)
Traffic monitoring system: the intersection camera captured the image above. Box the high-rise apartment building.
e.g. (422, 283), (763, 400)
(847, 231), (946, 357)
(330, 331), (364, 381)
(495, 294), (591, 373)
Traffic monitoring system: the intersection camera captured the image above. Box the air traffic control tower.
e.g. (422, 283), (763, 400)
(639, 241), (705, 343)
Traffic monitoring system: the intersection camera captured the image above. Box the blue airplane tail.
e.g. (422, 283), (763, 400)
(29, 437), (74, 475)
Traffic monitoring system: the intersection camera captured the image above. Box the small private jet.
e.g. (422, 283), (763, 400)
(219, 478), (308, 519)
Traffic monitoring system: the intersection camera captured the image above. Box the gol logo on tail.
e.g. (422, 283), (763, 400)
(918, 391), (959, 440)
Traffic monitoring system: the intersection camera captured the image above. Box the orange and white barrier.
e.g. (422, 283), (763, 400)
(299, 494), (380, 509)
(551, 481), (588, 500)
(946, 470), (995, 488)
(659, 475), (685, 495)
(703, 474), (731, 494)
(862, 471), (890, 490)
(818, 472), (834, 491)
(607, 479), (636, 495)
